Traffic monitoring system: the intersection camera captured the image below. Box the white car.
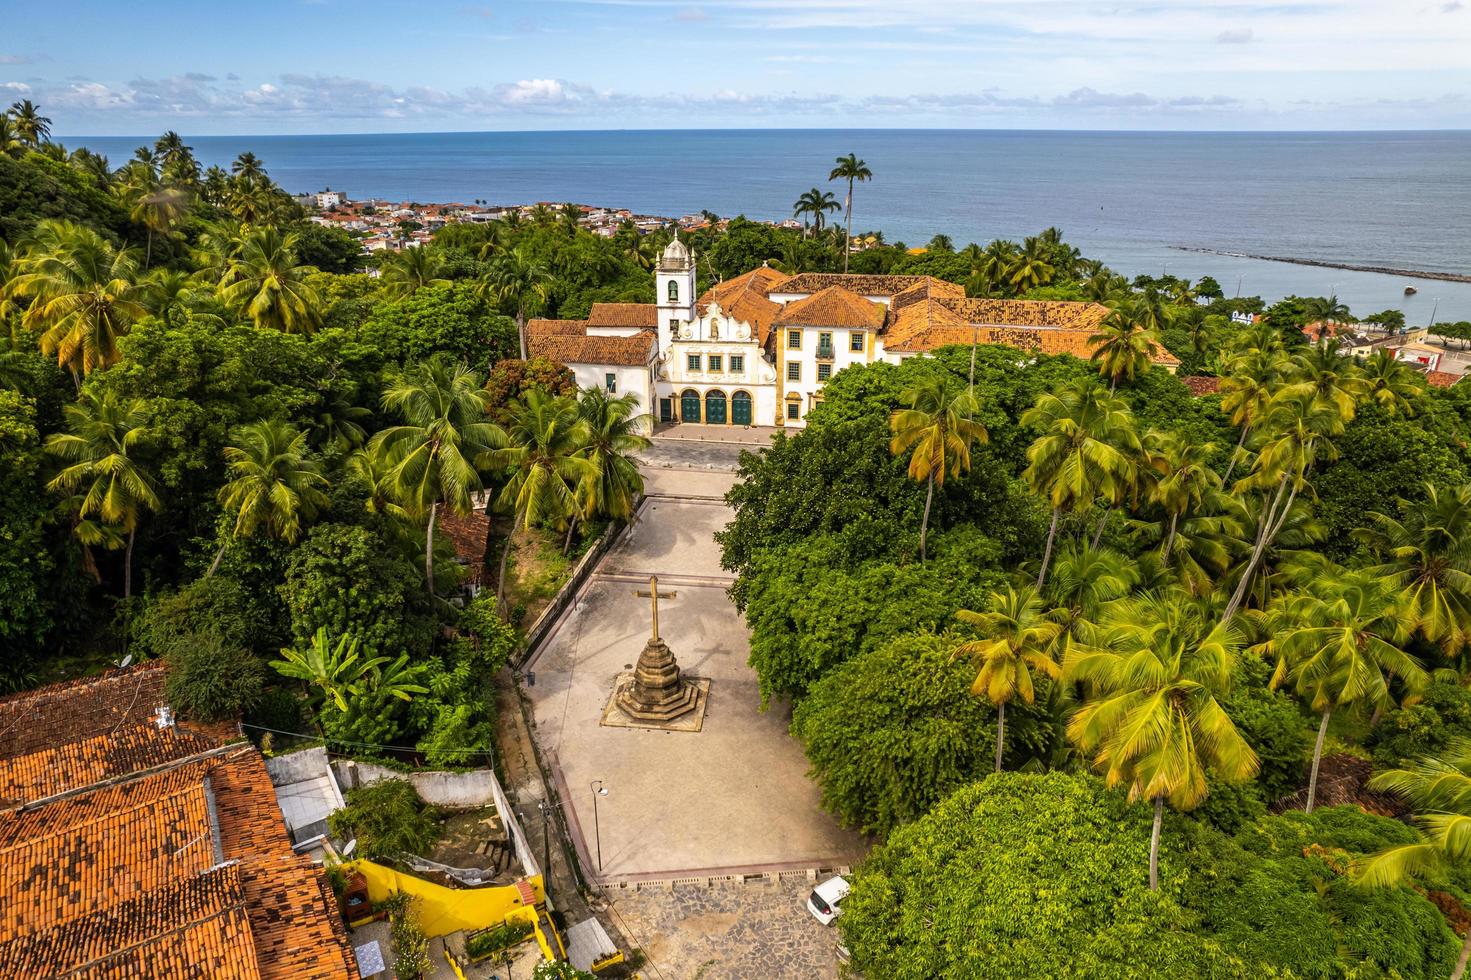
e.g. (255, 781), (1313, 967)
(806, 875), (850, 925)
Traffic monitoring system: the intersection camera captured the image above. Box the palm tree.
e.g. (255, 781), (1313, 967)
(955, 585), (1063, 772)
(1221, 387), (1345, 621)
(312, 391), (373, 454)
(793, 187), (840, 238)
(1217, 348), (1288, 482)
(271, 628), (425, 712)
(1305, 294), (1352, 325)
(368, 355), (500, 596)
(1356, 484), (1471, 666)
(1021, 380), (1140, 588)
(828, 153), (872, 272)
(1285, 341), (1366, 423)
(45, 391), (161, 598)
(1067, 591), (1258, 890)
(1090, 298), (1162, 392)
(217, 226), (323, 334)
(1356, 741), (1471, 980)
(10, 219), (146, 381)
(8, 99), (51, 146)
(0, 114), (25, 159)
(1257, 568), (1429, 813)
(1139, 431), (1220, 566)
(1360, 349), (1423, 417)
(481, 248), (552, 360)
(974, 239), (1019, 296)
(122, 175), (190, 268)
(481, 390), (597, 608)
(1010, 237), (1056, 293)
(888, 378), (987, 563)
(574, 387), (651, 530)
(230, 151), (266, 183)
(380, 245), (448, 299)
(208, 420), (330, 577)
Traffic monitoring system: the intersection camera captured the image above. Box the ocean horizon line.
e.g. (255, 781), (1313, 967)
(54, 125), (1471, 141)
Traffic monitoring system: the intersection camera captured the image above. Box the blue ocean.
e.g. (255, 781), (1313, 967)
(68, 129), (1471, 321)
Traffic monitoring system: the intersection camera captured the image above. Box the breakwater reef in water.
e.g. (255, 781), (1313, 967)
(1172, 246), (1471, 285)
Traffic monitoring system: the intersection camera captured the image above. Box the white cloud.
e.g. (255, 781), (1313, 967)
(1215, 28), (1255, 43)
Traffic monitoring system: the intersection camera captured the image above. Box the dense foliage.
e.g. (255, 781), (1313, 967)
(328, 779), (442, 860)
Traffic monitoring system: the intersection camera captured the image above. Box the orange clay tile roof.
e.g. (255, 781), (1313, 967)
(528, 329), (656, 367)
(0, 863), (259, 979)
(772, 273), (936, 297)
(588, 303), (660, 329)
(0, 662), (170, 761)
(774, 285), (887, 330)
(700, 267), (787, 346)
(938, 297), (1113, 331)
(890, 277), (966, 311)
(436, 509), (491, 581)
(1426, 370), (1461, 389)
(526, 318), (590, 336)
(1179, 376), (1223, 395)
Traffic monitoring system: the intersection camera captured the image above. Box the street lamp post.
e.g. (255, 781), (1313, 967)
(590, 780), (608, 874)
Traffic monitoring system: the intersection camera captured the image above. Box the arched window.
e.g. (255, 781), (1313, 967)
(667, 279), (680, 302)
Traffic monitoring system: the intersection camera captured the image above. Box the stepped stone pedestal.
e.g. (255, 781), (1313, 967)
(601, 574), (709, 732)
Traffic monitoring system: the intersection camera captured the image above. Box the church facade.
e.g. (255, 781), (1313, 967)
(527, 238), (1179, 430)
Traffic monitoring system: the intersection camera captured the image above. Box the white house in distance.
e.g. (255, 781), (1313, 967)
(526, 238), (1179, 430)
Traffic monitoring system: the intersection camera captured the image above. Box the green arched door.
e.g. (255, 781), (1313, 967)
(705, 390), (727, 425)
(731, 390), (752, 426)
(680, 390), (701, 422)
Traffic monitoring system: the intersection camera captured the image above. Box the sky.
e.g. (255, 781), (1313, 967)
(5, 0), (1471, 135)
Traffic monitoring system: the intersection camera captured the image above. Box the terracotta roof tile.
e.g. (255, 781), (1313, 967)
(700, 267), (787, 346)
(938, 297), (1112, 331)
(437, 510), (491, 582)
(526, 319), (589, 337)
(588, 303), (659, 329)
(0, 663), (169, 761)
(528, 330), (656, 367)
(890, 277), (966, 311)
(774, 286), (887, 330)
(0, 720), (223, 807)
(1179, 376), (1223, 395)
(773, 273), (935, 297)
(1426, 369), (1461, 389)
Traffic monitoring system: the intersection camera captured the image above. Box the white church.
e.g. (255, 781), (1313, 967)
(527, 237), (1176, 430)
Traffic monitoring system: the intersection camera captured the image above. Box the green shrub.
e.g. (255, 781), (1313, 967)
(1369, 680), (1471, 768)
(164, 632), (265, 723)
(1220, 653), (1312, 802)
(385, 893), (429, 980)
(328, 780), (441, 860)
(465, 919), (533, 960)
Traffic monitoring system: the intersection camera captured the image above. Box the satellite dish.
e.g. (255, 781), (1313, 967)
(343, 839), (357, 857)
(119, 654), (133, 669)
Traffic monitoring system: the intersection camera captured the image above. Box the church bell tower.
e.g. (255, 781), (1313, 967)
(656, 233), (697, 349)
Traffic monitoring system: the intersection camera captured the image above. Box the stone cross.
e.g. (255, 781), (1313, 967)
(634, 575), (677, 642)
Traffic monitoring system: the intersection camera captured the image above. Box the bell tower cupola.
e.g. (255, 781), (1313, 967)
(656, 233), (697, 347)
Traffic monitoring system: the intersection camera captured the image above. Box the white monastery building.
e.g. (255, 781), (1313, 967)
(527, 237), (1179, 430)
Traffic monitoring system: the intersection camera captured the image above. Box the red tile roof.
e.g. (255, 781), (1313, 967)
(528, 330), (656, 367)
(587, 303), (659, 329)
(1179, 376), (1223, 395)
(774, 285), (887, 330)
(773, 273), (936, 297)
(700, 267), (787, 346)
(1426, 370), (1461, 389)
(526, 318), (589, 337)
(0, 662), (170, 761)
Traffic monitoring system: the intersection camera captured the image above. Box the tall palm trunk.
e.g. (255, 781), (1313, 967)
(124, 528), (135, 599)
(1090, 507), (1110, 549)
(1163, 512), (1180, 566)
(496, 508), (521, 612)
(145, 228), (153, 269)
(1037, 506), (1061, 589)
(842, 180), (854, 273)
(563, 515), (578, 556)
(919, 473), (935, 563)
(1149, 795), (1164, 892)
(994, 702), (1006, 773)
(516, 311), (528, 360)
(206, 537), (228, 579)
(1222, 425), (1250, 483)
(1306, 707), (1332, 814)
(1451, 927), (1471, 980)
(1222, 478), (1293, 623)
(424, 500), (438, 598)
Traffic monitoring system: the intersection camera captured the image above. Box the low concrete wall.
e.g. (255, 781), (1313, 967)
(265, 745), (334, 785)
(517, 517), (630, 667)
(334, 759), (495, 808)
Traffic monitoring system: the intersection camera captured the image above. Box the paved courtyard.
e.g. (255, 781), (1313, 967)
(609, 879), (845, 980)
(524, 468), (868, 882)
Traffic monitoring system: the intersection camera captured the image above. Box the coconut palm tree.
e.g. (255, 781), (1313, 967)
(1356, 740), (1471, 980)
(122, 173), (190, 268)
(1221, 387), (1345, 621)
(1090, 298), (1162, 393)
(1285, 341), (1367, 423)
(574, 387), (651, 531)
(380, 245), (448, 299)
(1010, 237), (1056, 293)
(1360, 349), (1424, 417)
(1356, 484), (1471, 666)
(10, 219), (146, 382)
(368, 355), (500, 596)
(888, 378), (987, 563)
(1129, 490), (1245, 596)
(0, 114), (25, 159)
(1305, 294), (1352, 325)
(230, 151), (266, 183)
(481, 248), (552, 360)
(208, 420), (330, 577)
(793, 187), (840, 238)
(312, 391), (373, 455)
(1067, 590), (1258, 890)
(481, 390), (597, 608)
(828, 154), (872, 272)
(1256, 567), (1429, 813)
(45, 391), (161, 598)
(976, 240), (1019, 295)
(1217, 348), (1289, 482)
(8, 99), (51, 146)
(955, 585), (1063, 772)
(217, 225), (323, 334)
(1021, 380), (1140, 588)
(1139, 430), (1220, 566)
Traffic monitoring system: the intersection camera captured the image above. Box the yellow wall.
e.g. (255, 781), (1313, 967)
(351, 860), (545, 940)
